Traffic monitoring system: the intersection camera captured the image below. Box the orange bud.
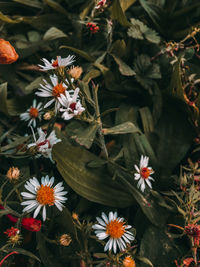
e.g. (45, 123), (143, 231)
(0, 39), (19, 64)
(123, 256), (136, 267)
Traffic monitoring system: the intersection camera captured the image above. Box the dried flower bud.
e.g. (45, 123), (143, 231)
(68, 66), (83, 80)
(72, 212), (79, 221)
(0, 39), (19, 64)
(59, 234), (72, 246)
(6, 167), (20, 181)
(123, 256), (136, 267)
(43, 111), (54, 120)
(22, 217), (42, 232)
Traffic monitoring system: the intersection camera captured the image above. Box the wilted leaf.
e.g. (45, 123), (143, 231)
(7, 248), (40, 262)
(139, 107), (154, 133)
(120, 0), (137, 12)
(12, 0), (43, 9)
(103, 122), (140, 135)
(60, 45), (94, 62)
(43, 0), (69, 17)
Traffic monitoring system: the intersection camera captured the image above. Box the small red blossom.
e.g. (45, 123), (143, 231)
(86, 22), (99, 34)
(95, 0), (107, 9)
(0, 39), (19, 64)
(4, 227), (19, 237)
(21, 217), (42, 232)
(185, 224), (200, 246)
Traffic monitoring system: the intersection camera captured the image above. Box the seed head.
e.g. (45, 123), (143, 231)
(59, 234), (72, 246)
(6, 167), (20, 181)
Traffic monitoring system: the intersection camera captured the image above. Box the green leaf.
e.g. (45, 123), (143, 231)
(43, 0), (69, 17)
(43, 27), (67, 41)
(53, 135), (134, 208)
(120, 0), (137, 12)
(24, 77), (43, 94)
(103, 122), (140, 135)
(111, 54), (136, 76)
(110, 39), (127, 58)
(60, 45), (95, 62)
(139, 107), (154, 133)
(87, 159), (107, 168)
(110, 0), (131, 27)
(134, 54), (161, 90)
(139, 226), (181, 267)
(0, 82), (8, 114)
(66, 121), (99, 149)
(7, 248), (40, 262)
(12, 0), (43, 9)
(128, 18), (160, 44)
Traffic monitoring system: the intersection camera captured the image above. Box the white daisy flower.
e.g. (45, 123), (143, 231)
(21, 176), (68, 221)
(38, 55), (75, 71)
(20, 99), (43, 127)
(58, 88), (85, 120)
(92, 211), (134, 254)
(134, 155), (154, 192)
(28, 127), (61, 161)
(36, 74), (73, 112)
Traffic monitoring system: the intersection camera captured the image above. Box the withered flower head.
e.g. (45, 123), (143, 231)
(72, 212), (79, 221)
(59, 234), (72, 246)
(0, 39), (19, 64)
(6, 167), (20, 181)
(123, 256), (136, 267)
(68, 66), (83, 80)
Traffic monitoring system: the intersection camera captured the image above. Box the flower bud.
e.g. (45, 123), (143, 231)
(68, 66), (83, 80)
(6, 167), (20, 181)
(59, 234), (72, 246)
(0, 39), (19, 64)
(123, 256), (136, 267)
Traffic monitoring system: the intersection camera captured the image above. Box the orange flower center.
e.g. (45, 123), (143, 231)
(106, 219), (125, 238)
(140, 167), (152, 179)
(123, 256), (135, 267)
(36, 185), (55, 206)
(52, 58), (58, 67)
(52, 83), (66, 98)
(29, 107), (39, 118)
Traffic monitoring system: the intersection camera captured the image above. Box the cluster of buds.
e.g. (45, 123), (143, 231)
(86, 22), (99, 34)
(4, 227), (21, 245)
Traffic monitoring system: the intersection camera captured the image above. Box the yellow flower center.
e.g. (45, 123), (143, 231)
(140, 167), (152, 179)
(36, 185), (55, 206)
(52, 83), (66, 98)
(106, 219), (125, 238)
(29, 107), (39, 118)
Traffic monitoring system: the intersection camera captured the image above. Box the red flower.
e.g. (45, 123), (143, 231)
(86, 22), (99, 34)
(0, 39), (19, 64)
(4, 227), (19, 237)
(0, 205), (41, 232)
(21, 217), (41, 232)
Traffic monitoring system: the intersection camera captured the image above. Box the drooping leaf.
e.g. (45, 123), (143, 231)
(7, 248), (40, 262)
(120, 0), (137, 12)
(139, 107), (154, 133)
(12, 0), (43, 9)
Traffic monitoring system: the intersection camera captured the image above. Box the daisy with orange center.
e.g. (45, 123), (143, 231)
(38, 55), (75, 71)
(134, 155), (154, 192)
(20, 99), (43, 127)
(36, 74), (73, 112)
(21, 176), (68, 221)
(92, 212), (134, 253)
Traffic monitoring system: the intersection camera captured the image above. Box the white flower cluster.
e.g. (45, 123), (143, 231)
(20, 55), (85, 128)
(19, 56), (85, 161)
